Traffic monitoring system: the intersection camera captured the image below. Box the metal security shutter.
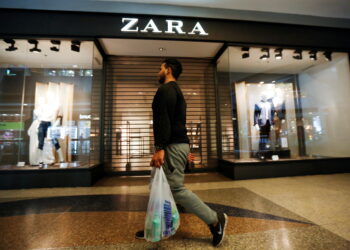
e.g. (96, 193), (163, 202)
(104, 56), (217, 172)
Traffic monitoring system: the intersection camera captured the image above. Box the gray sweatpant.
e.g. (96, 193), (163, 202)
(156, 143), (218, 225)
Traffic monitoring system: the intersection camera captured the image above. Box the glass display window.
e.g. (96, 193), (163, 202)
(0, 39), (103, 169)
(217, 46), (350, 162)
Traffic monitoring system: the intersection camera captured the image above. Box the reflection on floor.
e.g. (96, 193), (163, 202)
(0, 173), (349, 249)
(222, 154), (328, 163)
(0, 161), (97, 170)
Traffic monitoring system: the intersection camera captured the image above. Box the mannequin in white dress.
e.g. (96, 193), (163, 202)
(34, 98), (64, 167)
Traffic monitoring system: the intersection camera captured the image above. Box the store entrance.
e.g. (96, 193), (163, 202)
(99, 39), (223, 173)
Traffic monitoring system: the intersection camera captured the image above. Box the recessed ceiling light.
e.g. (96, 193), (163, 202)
(159, 47), (166, 52)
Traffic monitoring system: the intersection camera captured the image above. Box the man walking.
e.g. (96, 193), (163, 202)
(136, 58), (228, 247)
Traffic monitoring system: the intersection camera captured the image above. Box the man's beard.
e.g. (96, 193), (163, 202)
(158, 74), (165, 84)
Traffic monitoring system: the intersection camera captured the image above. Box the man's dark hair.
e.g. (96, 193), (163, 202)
(163, 58), (183, 80)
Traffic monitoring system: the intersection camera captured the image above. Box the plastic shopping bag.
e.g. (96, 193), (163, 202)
(144, 167), (180, 242)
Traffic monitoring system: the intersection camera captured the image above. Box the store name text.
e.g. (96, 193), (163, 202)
(121, 18), (209, 36)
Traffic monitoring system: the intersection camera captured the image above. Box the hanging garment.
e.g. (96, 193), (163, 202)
(254, 100), (275, 127)
(28, 120), (40, 165)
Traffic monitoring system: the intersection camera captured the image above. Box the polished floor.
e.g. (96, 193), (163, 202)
(0, 173), (349, 249)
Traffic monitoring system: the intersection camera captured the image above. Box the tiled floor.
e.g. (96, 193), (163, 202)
(0, 173), (349, 249)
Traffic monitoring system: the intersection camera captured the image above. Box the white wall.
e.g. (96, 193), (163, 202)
(299, 54), (350, 157)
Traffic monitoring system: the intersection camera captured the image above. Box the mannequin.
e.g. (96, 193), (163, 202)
(28, 117), (56, 166)
(254, 92), (275, 159)
(34, 97), (64, 168)
(272, 88), (286, 148)
(27, 118), (41, 165)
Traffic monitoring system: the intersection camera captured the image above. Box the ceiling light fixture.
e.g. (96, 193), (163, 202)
(259, 48), (269, 60)
(3, 39), (17, 51)
(28, 39), (41, 53)
(159, 47), (166, 52)
(293, 49), (303, 60)
(241, 47), (250, 59)
(50, 40), (61, 52)
(71, 40), (81, 52)
(324, 51), (332, 61)
(309, 50), (317, 61)
(274, 48), (283, 60)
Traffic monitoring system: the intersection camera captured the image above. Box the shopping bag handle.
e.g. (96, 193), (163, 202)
(150, 167), (167, 187)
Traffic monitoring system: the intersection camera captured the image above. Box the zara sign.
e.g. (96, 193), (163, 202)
(121, 18), (209, 36)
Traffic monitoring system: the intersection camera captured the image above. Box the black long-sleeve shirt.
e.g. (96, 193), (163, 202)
(152, 81), (189, 150)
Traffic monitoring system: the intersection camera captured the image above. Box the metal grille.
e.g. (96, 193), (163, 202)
(104, 56), (217, 172)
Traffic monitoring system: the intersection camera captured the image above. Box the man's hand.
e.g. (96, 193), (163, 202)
(187, 152), (195, 163)
(254, 124), (260, 131)
(150, 150), (165, 168)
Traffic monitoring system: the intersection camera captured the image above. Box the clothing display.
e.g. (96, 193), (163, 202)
(273, 100), (286, 120)
(29, 81), (75, 166)
(254, 100), (275, 127)
(38, 121), (61, 151)
(272, 96), (286, 148)
(28, 119), (40, 165)
(235, 81), (298, 161)
(28, 119), (55, 165)
(258, 120), (271, 152)
(254, 98), (275, 156)
(35, 102), (62, 162)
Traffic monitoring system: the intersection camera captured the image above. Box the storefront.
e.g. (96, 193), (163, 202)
(0, 8), (349, 188)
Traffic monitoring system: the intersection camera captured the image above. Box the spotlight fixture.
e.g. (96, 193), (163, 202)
(274, 48), (283, 60)
(28, 39), (41, 53)
(241, 47), (250, 59)
(71, 40), (81, 52)
(324, 51), (332, 61)
(3, 39), (17, 51)
(259, 48), (270, 60)
(50, 40), (61, 52)
(293, 49), (303, 60)
(309, 50), (317, 61)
